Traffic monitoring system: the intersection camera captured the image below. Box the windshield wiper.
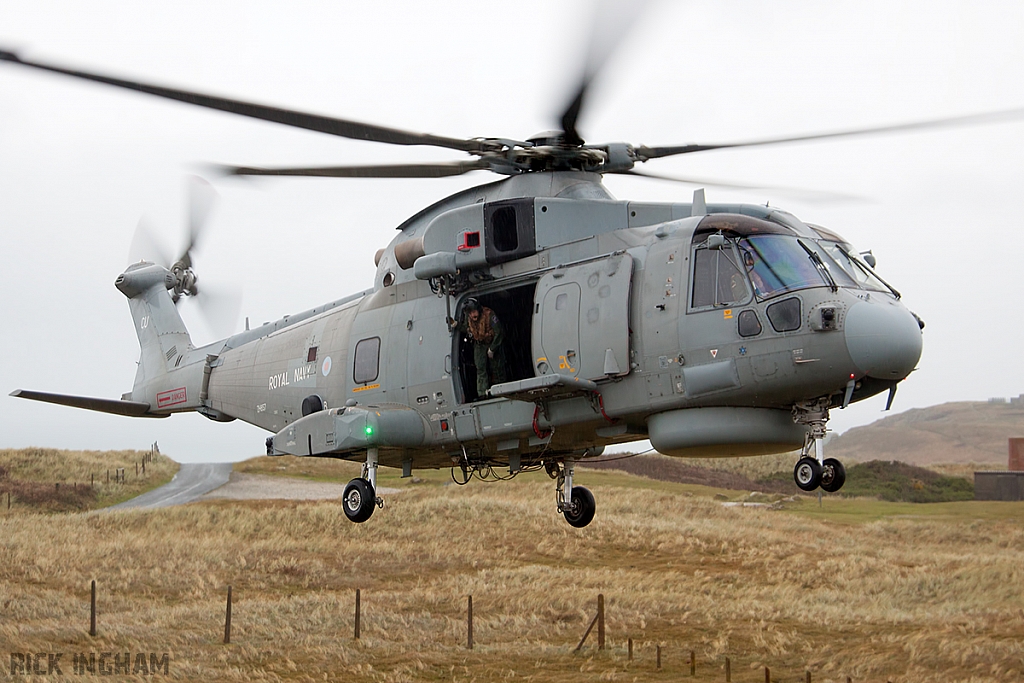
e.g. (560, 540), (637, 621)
(799, 242), (838, 292)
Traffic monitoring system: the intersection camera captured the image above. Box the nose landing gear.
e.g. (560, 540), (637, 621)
(792, 399), (847, 493)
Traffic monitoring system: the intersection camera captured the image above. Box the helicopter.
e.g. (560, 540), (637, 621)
(10, 11), (1021, 527)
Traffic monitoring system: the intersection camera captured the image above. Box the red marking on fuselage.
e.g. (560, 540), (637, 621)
(156, 387), (187, 408)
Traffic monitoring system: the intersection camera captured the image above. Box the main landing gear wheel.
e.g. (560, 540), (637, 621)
(793, 457), (822, 492)
(343, 478), (376, 523)
(820, 457), (846, 493)
(563, 486), (596, 528)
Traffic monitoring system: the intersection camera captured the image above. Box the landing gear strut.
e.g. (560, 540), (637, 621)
(343, 447), (384, 523)
(555, 458), (596, 528)
(792, 399), (846, 493)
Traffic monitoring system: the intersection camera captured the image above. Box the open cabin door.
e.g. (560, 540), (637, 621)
(532, 252), (632, 382)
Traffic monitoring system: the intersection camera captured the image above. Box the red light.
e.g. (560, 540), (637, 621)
(849, 374), (855, 379)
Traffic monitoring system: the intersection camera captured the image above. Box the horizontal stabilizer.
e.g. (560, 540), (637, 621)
(9, 389), (167, 418)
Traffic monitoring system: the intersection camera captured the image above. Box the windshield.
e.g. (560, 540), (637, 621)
(738, 235), (841, 299)
(818, 241), (893, 293)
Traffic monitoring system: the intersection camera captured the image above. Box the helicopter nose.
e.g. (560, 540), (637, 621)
(844, 299), (923, 380)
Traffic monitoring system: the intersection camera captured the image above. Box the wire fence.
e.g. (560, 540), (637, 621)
(76, 582), (872, 682)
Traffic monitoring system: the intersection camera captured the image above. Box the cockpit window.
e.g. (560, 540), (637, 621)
(738, 235), (828, 299)
(818, 241), (892, 293)
(691, 244), (750, 308)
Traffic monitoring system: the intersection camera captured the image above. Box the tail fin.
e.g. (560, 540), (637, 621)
(115, 262), (194, 387)
(11, 262), (199, 419)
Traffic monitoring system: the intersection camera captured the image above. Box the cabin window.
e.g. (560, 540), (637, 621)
(353, 337), (381, 384)
(691, 245), (749, 309)
(307, 346), (318, 363)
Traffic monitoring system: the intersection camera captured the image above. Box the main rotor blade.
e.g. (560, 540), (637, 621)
(219, 159), (493, 179)
(635, 107), (1024, 160)
(0, 48), (484, 154)
(559, 0), (651, 146)
(619, 168), (863, 203)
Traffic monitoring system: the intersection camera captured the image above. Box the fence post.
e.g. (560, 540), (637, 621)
(765, 666), (771, 683)
(467, 595), (473, 650)
(806, 671), (811, 683)
(597, 593), (605, 650)
(726, 657), (731, 682)
(656, 645), (662, 670)
(136, 462), (139, 477)
(224, 586), (232, 644)
(690, 650), (696, 676)
(627, 638), (633, 661)
(90, 580), (96, 636)
(354, 589), (361, 639)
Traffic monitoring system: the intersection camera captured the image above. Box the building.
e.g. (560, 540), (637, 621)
(974, 438), (1024, 501)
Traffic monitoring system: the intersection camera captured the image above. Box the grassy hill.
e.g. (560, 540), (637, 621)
(826, 400), (1024, 465)
(584, 453), (977, 502)
(0, 447), (179, 512)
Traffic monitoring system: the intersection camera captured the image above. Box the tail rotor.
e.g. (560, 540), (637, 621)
(126, 176), (241, 339)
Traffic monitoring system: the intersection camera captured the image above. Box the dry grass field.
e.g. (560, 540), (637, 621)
(2, 459), (1023, 682)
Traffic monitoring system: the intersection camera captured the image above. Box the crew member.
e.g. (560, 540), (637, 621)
(461, 298), (508, 397)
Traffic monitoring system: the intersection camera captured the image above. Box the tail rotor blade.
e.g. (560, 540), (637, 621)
(128, 217), (172, 267)
(178, 175), (218, 268)
(193, 281), (243, 340)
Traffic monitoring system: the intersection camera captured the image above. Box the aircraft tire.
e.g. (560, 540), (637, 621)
(793, 457), (822, 492)
(819, 458), (846, 493)
(343, 478), (376, 523)
(563, 486), (596, 528)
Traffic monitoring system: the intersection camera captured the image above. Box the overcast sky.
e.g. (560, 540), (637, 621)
(2, 1), (1023, 463)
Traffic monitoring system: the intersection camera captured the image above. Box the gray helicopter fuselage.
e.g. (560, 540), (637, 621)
(114, 173), (921, 472)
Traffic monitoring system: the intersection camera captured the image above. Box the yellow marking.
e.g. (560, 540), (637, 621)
(537, 357), (547, 362)
(353, 383), (381, 393)
(723, 309), (733, 320)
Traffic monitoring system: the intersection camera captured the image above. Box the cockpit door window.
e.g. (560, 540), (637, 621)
(691, 244), (750, 309)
